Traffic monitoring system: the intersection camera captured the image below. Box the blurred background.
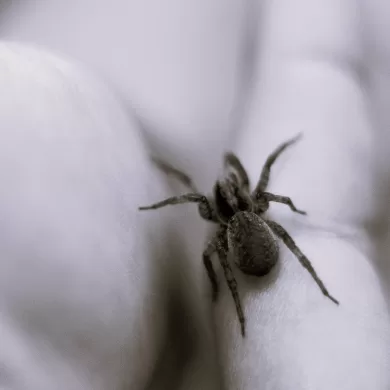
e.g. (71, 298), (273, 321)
(1, 2), (390, 388)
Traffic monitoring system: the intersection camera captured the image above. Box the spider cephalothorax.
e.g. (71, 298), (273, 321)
(139, 134), (339, 337)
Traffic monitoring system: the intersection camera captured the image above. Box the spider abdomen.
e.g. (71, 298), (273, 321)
(227, 211), (279, 276)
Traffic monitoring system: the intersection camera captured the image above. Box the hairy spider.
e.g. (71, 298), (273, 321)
(139, 134), (339, 337)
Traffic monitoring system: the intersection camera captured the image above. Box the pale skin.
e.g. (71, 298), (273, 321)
(1, 1), (390, 388)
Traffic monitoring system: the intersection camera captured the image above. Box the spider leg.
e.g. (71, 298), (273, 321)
(203, 236), (219, 302)
(263, 192), (306, 215)
(252, 133), (302, 197)
(139, 193), (218, 222)
(216, 228), (246, 337)
(152, 156), (198, 192)
(266, 219), (339, 305)
(224, 152), (250, 190)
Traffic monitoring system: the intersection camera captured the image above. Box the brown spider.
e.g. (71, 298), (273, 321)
(139, 134), (339, 337)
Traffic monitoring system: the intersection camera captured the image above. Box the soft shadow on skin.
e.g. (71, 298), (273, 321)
(132, 114), (178, 162)
(0, 1), (12, 16)
(367, 176), (390, 310)
(146, 225), (221, 390)
(144, 168), (222, 390)
(146, 277), (195, 390)
(371, 226), (390, 317)
(366, 202), (390, 317)
(140, 173), (195, 390)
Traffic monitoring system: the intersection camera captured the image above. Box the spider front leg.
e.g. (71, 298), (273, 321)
(252, 133), (302, 196)
(224, 152), (250, 191)
(266, 220), (339, 305)
(216, 228), (246, 337)
(139, 193), (217, 222)
(151, 157), (198, 192)
(263, 192), (306, 215)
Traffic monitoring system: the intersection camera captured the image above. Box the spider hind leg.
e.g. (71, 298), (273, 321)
(267, 219), (339, 305)
(203, 237), (219, 302)
(216, 228), (246, 337)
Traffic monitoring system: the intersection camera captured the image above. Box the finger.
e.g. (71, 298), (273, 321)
(214, 0), (390, 389)
(0, 43), (168, 389)
(215, 230), (390, 390)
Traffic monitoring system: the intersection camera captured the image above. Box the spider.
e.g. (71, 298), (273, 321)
(139, 134), (339, 337)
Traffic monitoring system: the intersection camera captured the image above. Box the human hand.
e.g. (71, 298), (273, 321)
(1, 0), (390, 389)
